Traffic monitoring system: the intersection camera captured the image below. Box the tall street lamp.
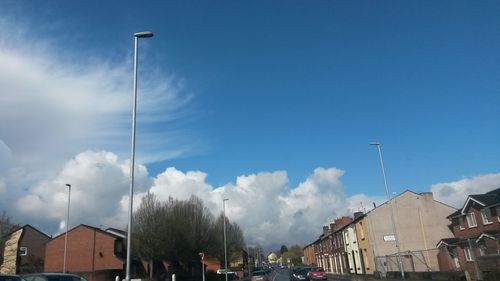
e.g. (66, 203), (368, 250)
(63, 183), (71, 273)
(223, 198), (229, 281)
(370, 142), (405, 279)
(126, 31), (154, 281)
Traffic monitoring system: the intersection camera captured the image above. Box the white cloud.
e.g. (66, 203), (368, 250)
(430, 173), (500, 208)
(0, 17), (194, 183)
(16, 151), (150, 232)
(346, 193), (386, 213)
(16, 151), (355, 246)
(146, 166), (352, 247)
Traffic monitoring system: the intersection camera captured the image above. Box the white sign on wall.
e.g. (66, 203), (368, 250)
(383, 235), (396, 242)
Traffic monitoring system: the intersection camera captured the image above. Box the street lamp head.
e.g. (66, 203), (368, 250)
(223, 198), (229, 202)
(369, 142), (381, 146)
(65, 184), (71, 188)
(134, 31), (154, 38)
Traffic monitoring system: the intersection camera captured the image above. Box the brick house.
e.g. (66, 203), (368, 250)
(437, 188), (500, 281)
(354, 214), (375, 275)
(302, 243), (315, 266)
(0, 225), (51, 274)
(312, 216), (352, 275)
(44, 224), (127, 281)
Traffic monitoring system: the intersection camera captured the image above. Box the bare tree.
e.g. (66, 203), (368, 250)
(133, 194), (245, 277)
(210, 214), (245, 266)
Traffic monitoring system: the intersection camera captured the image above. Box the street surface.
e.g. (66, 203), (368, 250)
(262, 268), (417, 281)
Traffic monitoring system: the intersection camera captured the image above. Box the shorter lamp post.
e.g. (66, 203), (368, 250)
(223, 198), (229, 281)
(63, 183), (71, 273)
(199, 252), (205, 281)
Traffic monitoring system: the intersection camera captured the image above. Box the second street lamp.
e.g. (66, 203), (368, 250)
(223, 198), (229, 281)
(126, 31), (154, 281)
(370, 142), (405, 279)
(63, 183), (71, 273)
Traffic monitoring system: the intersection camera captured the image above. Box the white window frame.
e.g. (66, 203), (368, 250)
(481, 208), (493, 225)
(19, 247), (27, 256)
(464, 247), (474, 261)
(466, 213), (477, 228)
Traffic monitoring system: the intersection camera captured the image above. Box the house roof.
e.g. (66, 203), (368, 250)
(105, 227), (127, 238)
(436, 238), (460, 248)
(455, 187), (500, 216)
(2, 224), (50, 239)
(51, 224), (125, 240)
(470, 188), (500, 206)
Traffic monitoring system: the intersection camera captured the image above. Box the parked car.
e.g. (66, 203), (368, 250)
(290, 268), (310, 281)
(23, 273), (87, 281)
(307, 267), (326, 280)
(250, 270), (268, 281)
(0, 275), (25, 281)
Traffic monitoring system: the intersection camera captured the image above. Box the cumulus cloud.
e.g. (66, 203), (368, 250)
(144, 166), (352, 247)
(16, 151), (151, 232)
(431, 173), (500, 208)
(17, 151), (355, 246)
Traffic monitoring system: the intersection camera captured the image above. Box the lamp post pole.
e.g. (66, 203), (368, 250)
(223, 198), (229, 281)
(370, 142), (405, 279)
(199, 252), (205, 281)
(126, 31), (154, 281)
(63, 184), (71, 273)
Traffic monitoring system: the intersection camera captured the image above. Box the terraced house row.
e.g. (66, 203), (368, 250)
(303, 189), (500, 281)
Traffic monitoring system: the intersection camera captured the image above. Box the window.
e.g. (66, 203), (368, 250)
(466, 213), (477, 228)
(458, 216), (466, 230)
(464, 247), (474, 261)
(19, 247), (27, 256)
(497, 206), (500, 222)
(481, 208), (493, 225)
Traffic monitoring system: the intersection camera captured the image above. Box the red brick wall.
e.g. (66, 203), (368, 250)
(44, 226), (123, 279)
(451, 206), (500, 239)
(303, 245), (315, 265)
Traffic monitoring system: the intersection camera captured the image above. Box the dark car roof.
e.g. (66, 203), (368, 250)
(22, 274), (86, 281)
(0, 275), (25, 281)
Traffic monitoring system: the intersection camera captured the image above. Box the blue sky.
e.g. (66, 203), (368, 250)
(1, 1), (499, 246)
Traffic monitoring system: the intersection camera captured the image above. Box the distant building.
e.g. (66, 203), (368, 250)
(437, 188), (500, 281)
(313, 216), (352, 274)
(302, 243), (315, 266)
(44, 224), (127, 281)
(267, 252), (278, 264)
(0, 225), (50, 274)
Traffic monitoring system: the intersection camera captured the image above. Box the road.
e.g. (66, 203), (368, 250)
(269, 268), (290, 281)
(264, 268), (410, 281)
